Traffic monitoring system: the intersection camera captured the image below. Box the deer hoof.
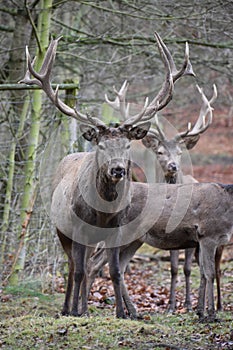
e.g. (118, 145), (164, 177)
(166, 306), (176, 314)
(184, 303), (192, 312)
(80, 310), (90, 317)
(116, 312), (127, 319)
(198, 315), (220, 323)
(70, 310), (80, 317)
(61, 309), (70, 316)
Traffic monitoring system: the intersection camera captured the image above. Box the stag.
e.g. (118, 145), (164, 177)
(105, 76), (219, 312)
(141, 84), (221, 312)
(119, 180), (232, 323)
(19, 32), (194, 317)
(87, 87), (232, 323)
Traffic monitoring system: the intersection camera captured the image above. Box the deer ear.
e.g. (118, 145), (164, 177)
(80, 124), (98, 142)
(128, 122), (151, 140)
(182, 135), (200, 149)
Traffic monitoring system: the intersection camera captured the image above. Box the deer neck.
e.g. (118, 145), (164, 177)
(96, 167), (131, 203)
(165, 174), (177, 184)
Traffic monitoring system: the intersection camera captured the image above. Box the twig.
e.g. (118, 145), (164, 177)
(25, 0), (42, 53)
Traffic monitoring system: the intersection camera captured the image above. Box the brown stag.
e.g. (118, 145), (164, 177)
(19, 32), (194, 317)
(141, 84), (221, 312)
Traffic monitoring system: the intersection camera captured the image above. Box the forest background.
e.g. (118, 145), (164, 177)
(0, 0), (232, 293)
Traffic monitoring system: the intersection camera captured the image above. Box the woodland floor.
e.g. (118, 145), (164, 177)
(0, 245), (232, 350)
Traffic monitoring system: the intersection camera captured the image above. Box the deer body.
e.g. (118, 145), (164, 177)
(127, 181), (232, 320)
(88, 181), (232, 322)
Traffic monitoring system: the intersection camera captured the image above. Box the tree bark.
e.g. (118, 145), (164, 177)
(9, 0), (53, 285)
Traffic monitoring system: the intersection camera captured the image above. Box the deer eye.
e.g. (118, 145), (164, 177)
(98, 143), (106, 151)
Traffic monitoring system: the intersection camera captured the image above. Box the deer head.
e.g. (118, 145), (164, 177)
(142, 84), (217, 181)
(80, 123), (150, 186)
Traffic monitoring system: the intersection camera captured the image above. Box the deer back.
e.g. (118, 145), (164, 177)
(126, 182), (233, 250)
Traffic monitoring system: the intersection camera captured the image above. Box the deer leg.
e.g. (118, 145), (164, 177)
(183, 248), (195, 311)
(119, 241), (143, 319)
(215, 245), (224, 311)
(79, 247), (95, 316)
(56, 229), (74, 316)
(196, 267), (207, 321)
(167, 250), (179, 312)
(80, 274), (89, 316)
(71, 242), (86, 317)
(197, 240), (217, 323)
(86, 247), (108, 295)
(196, 243), (206, 321)
(61, 257), (74, 315)
(107, 247), (126, 319)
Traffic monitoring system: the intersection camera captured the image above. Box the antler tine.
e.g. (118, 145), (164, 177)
(123, 97), (149, 126)
(105, 80), (130, 120)
(19, 52), (38, 86)
(145, 32), (174, 115)
(209, 84), (218, 105)
(174, 122), (192, 140)
(146, 115), (167, 142)
(189, 84), (216, 135)
(176, 84), (217, 140)
(151, 34), (196, 112)
(173, 42), (196, 82)
(19, 38), (106, 128)
(53, 85), (100, 126)
(19, 38), (60, 87)
(153, 115), (167, 140)
(155, 34), (195, 82)
(123, 32), (174, 126)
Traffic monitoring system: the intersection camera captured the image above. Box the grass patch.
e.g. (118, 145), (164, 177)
(0, 301), (232, 350)
(1, 252), (232, 349)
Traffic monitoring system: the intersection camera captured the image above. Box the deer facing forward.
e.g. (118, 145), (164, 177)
(19, 32), (194, 317)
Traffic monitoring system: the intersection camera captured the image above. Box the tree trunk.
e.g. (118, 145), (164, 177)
(0, 98), (30, 270)
(8, 0), (53, 285)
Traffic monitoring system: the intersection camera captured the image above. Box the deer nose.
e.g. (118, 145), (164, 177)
(110, 166), (126, 178)
(168, 162), (178, 173)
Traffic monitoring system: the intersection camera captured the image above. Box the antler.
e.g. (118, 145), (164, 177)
(175, 84), (218, 140)
(105, 32), (195, 127)
(104, 80), (130, 120)
(144, 115), (166, 142)
(20, 33), (195, 130)
(144, 32), (195, 117)
(19, 37), (106, 128)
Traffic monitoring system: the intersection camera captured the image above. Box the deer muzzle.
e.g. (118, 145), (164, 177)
(167, 162), (178, 174)
(110, 166), (126, 179)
